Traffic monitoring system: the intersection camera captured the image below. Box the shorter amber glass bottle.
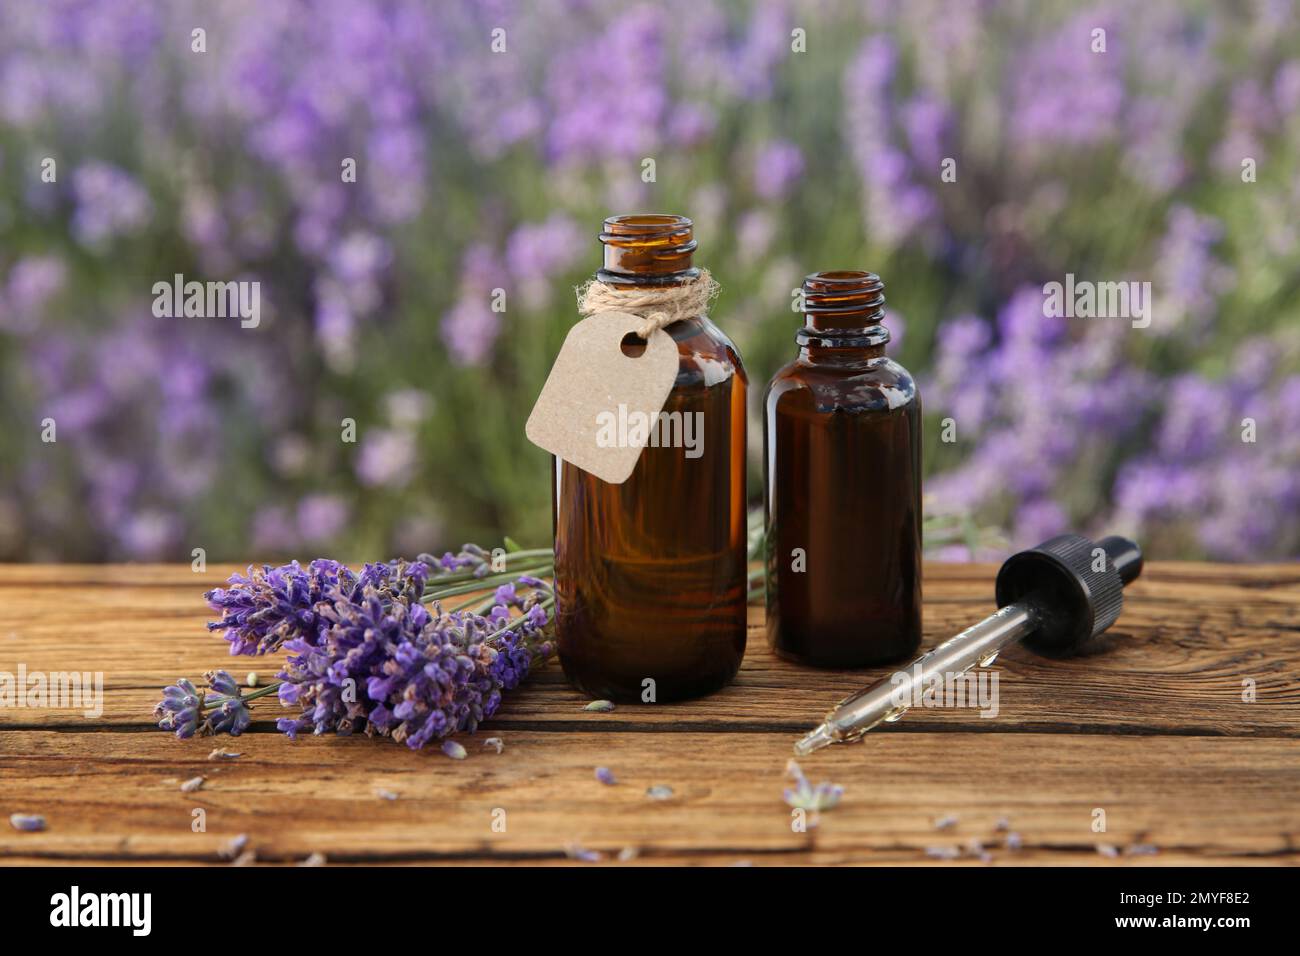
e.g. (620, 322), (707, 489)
(763, 271), (921, 668)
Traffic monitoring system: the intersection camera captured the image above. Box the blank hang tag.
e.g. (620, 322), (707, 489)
(526, 311), (678, 485)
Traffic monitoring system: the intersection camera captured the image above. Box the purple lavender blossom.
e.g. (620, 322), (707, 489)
(70, 162), (152, 246)
(666, 101), (717, 146)
(276, 574), (553, 749)
(355, 428), (417, 489)
(506, 214), (584, 309)
(153, 678), (202, 739)
(205, 559), (350, 656)
(784, 759), (843, 813)
(441, 295), (500, 367)
(206, 558), (428, 656)
(544, 7), (667, 164)
(153, 670), (252, 737)
(1, 255), (65, 333)
(1010, 11), (1124, 152)
(166, 549), (553, 749)
(752, 140), (804, 201)
(843, 35), (940, 250)
(5, 1), (1300, 567)
(1152, 205), (1233, 335)
(296, 494), (350, 543)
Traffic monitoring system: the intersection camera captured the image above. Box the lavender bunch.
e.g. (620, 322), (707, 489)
(157, 544), (556, 751)
(203, 544), (545, 655)
(278, 579), (552, 748)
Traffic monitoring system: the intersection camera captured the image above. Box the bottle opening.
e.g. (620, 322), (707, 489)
(599, 214), (698, 282)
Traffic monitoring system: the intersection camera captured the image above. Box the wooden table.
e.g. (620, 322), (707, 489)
(1, 561), (1297, 866)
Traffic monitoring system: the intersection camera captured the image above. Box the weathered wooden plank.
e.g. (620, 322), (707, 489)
(1, 730), (1296, 864)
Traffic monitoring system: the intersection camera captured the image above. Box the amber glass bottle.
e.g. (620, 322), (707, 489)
(553, 215), (748, 701)
(763, 271), (921, 668)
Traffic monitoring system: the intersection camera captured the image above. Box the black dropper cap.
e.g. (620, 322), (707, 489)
(994, 534), (1143, 656)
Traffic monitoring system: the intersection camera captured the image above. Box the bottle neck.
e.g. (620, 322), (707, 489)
(597, 214), (698, 288)
(796, 270), (889, 358)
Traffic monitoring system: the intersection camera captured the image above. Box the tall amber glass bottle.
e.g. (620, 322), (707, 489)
(764, 271), (921, 668)
(553, 215), (748, 701)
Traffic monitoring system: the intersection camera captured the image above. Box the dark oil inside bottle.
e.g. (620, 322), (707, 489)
(553, 215), (748, 701)
(763, 271), (921, 668)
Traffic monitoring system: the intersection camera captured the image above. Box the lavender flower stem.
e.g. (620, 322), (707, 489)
(198, 681), (282, 711)
(478, 598), (555, 643)
(421, 563), (554, 601)
(420, 550), (554, 587)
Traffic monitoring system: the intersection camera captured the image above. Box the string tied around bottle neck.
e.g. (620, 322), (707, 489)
(575, 268), (719, 339)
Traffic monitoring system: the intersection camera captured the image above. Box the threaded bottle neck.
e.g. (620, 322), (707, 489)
(597, 214), (698, 286)
(797, 270), (889, 350)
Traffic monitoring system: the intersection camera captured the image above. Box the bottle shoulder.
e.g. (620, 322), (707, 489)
(670, 314), (748, 389)
(766, 355), (919, 413)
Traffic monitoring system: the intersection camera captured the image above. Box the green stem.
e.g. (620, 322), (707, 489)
(202, 681), (282, 711)
(420, 550), (554, 589)
(422, 562), (554, 602)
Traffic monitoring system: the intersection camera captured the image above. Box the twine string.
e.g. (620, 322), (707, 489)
(575, 268), (719, 339)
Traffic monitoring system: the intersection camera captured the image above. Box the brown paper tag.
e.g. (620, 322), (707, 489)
(525, 311), (678, 484)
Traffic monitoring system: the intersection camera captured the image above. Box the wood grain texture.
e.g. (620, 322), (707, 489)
(0, 561), (1297, 866)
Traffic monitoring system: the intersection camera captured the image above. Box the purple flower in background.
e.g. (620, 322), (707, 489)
(899, 95), (950, 171)
(441, 295), (500, 366)
(314, 281), (358, 371)
(297, 494), (350, 543)
(439, 240), (508, 365)
(735, 209), (776, 265)
(1111, 333), (1300, 559)
(1, 0), (1298, 564)
(926, 283), (1160, 550)
(70, 161), (152, 246)
(506, 216), (583, 283)
(1, 255), (65, 332)
(666, 101), (717, 146)
(882, 310), (905, 356)
(506, 214), (584, 309)
(355, 427), (416, 488)
(1014, 498), (1069, 544)
(250, 505), (299, 554)
(753, 140), (804, 200)
(545, 6), (667, 164)
(1275, 60), (1300, 115)
(1010, 11), (1124, 151)
(118, 510), (179, 560)
(330, 231), (392, 284)
(368, 124), (427, 223)
(721, 1), (792, 100)
(1152, 205), (1233, 335)
(843, 35), (940, 250)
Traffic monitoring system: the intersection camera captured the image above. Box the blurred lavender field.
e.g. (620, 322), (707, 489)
(0, 0), (1297, 563)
